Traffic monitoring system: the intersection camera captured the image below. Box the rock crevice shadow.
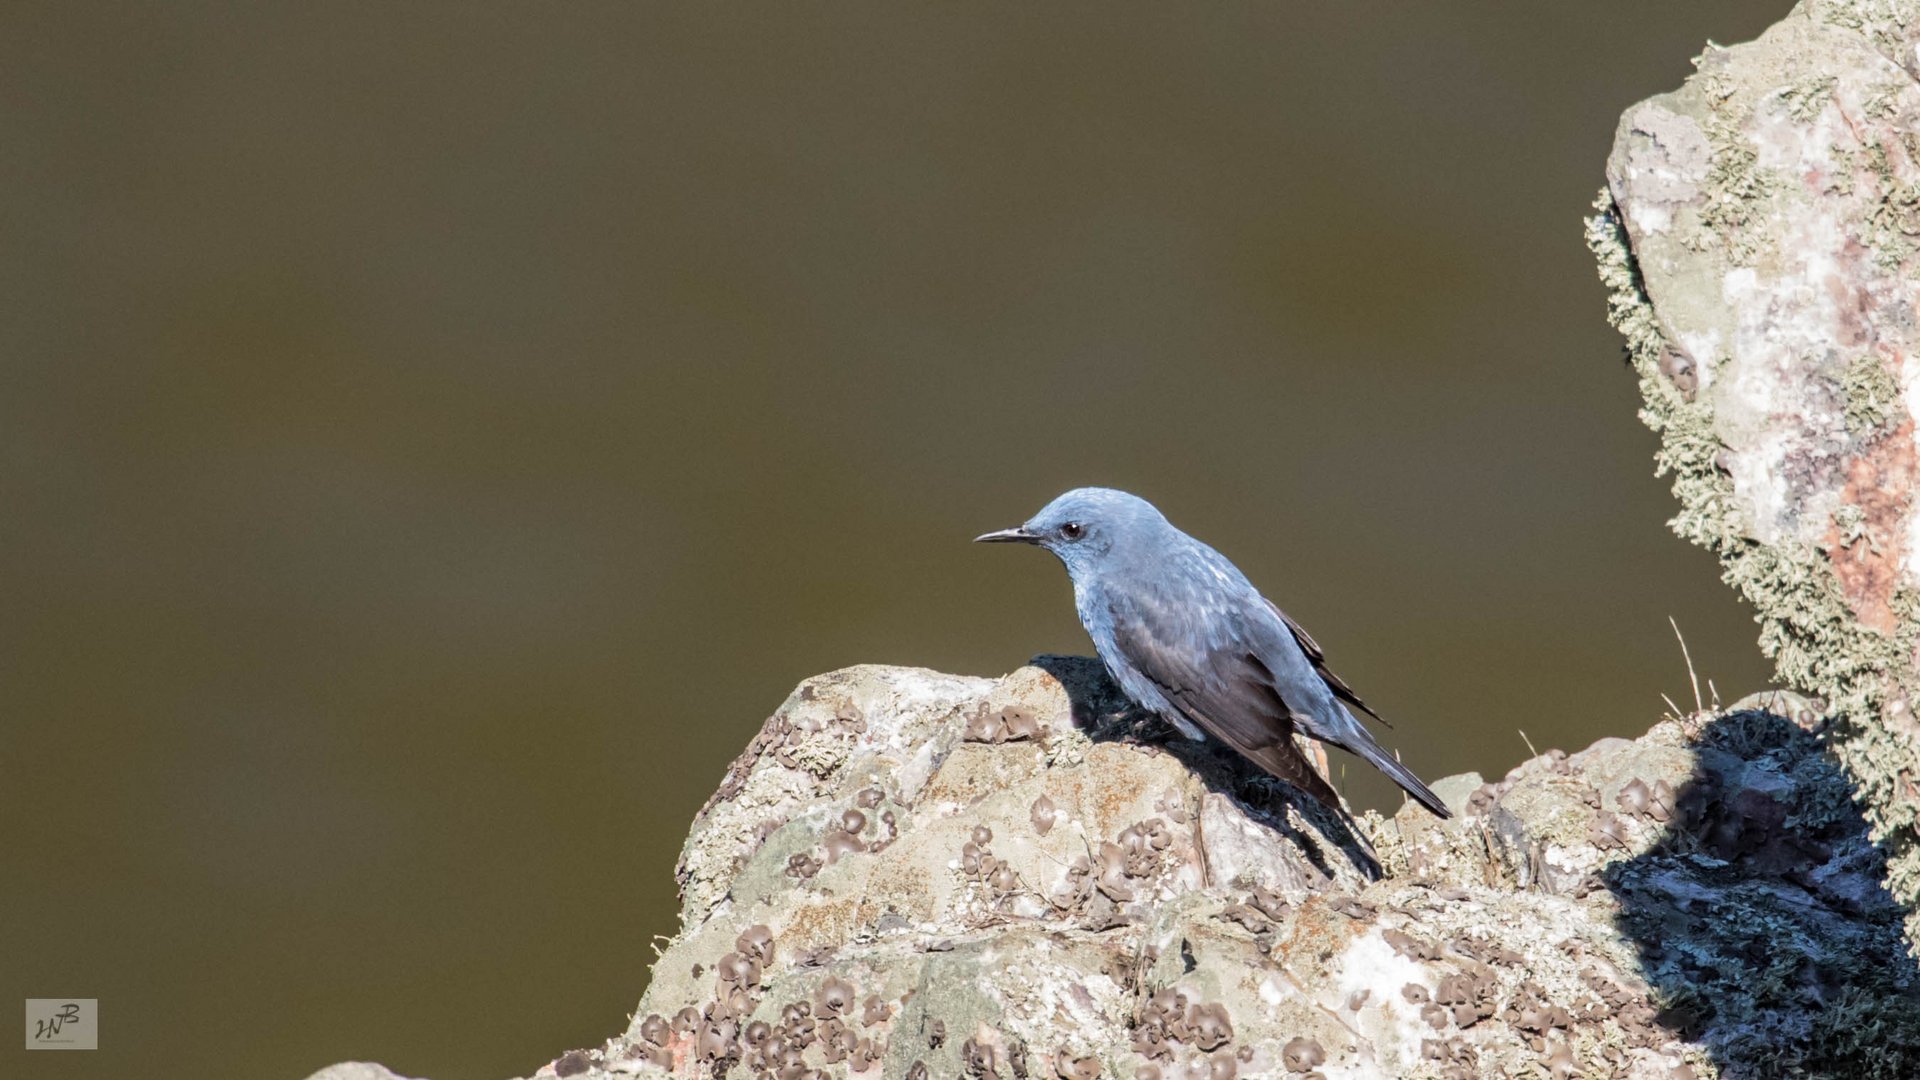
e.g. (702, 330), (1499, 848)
(1602, 703), (1920, 1077)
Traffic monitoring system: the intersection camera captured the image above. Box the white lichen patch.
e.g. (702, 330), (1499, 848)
(983, 949), (1129, 1063)
(1327, 930), (1429, 1026)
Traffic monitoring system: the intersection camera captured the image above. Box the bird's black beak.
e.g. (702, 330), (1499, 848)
(973, 526), (1039, 545)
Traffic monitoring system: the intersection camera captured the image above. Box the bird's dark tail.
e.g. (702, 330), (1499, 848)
(1358, 743), (1451, 819)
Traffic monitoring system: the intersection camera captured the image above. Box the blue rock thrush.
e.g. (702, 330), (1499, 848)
(977, 487), (1450, 818)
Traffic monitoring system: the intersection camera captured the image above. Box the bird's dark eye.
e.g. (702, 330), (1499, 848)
(1060, 522), (1085, 541)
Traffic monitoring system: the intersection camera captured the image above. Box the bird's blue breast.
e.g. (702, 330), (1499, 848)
(1072, 575), (1202, 738)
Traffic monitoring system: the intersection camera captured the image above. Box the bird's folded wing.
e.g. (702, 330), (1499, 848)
(1268, 600), (1391, 729)
(1108, 592), (1342, 810)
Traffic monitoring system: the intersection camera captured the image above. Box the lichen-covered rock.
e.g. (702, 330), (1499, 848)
(666, 658), (1372, 972)
(1591, 0), (1920, 949)
(624, 656), (1374, 1079)
(507, 664), (1915, 1080)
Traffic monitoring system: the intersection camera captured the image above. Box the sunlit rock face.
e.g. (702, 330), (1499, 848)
(1595, 0), (1920, 952)
(510, 662), (1913, 1080)
(298, 660), (1916, 1080)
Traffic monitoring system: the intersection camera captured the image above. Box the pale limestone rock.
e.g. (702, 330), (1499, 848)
(576, 663), (1908, 1080)
(305, 660), (1916, 1079)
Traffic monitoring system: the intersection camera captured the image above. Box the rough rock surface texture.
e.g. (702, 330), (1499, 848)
(487, 659), (1915, 1080)
(1591, 0), (1920, 948)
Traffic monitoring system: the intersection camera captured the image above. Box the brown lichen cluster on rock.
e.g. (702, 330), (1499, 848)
(495, 661), (1915, 1080)
(1592, 0), (1920, 953)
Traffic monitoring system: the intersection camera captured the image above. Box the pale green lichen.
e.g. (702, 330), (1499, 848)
(1813, 0), (1913, 54)
(1843, 353), (1900, 436)
(1834, 503), (1871, 550)
(1689, 79), (1780, 266)
(1861, 141), (1920, 271)
(1781, 74), (1839, 121)
(1864, 81), (1906, 122)
(1589, 190), (1920, 953)
(1041, 721), (1092, 768)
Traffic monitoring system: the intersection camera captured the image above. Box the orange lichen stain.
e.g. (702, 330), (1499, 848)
(1823, 418), (1918, 635)
(778, 894), (861, 956)
(1274, 897), (1364, 973)
(1082, 745), (1168, 829)
(858, 856), (938, 925)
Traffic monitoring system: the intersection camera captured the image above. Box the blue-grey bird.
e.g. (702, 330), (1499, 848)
(977, 487), (1449, 818)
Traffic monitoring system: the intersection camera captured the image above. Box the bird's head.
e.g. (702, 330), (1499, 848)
(974, 487), (1169, 577)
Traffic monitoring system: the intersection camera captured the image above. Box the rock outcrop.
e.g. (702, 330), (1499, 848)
(1591, 0), (1920, 947)
(499, 659), (1915, 1080)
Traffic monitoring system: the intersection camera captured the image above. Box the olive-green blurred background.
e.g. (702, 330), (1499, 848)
(5, 4), (1786, 1078)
